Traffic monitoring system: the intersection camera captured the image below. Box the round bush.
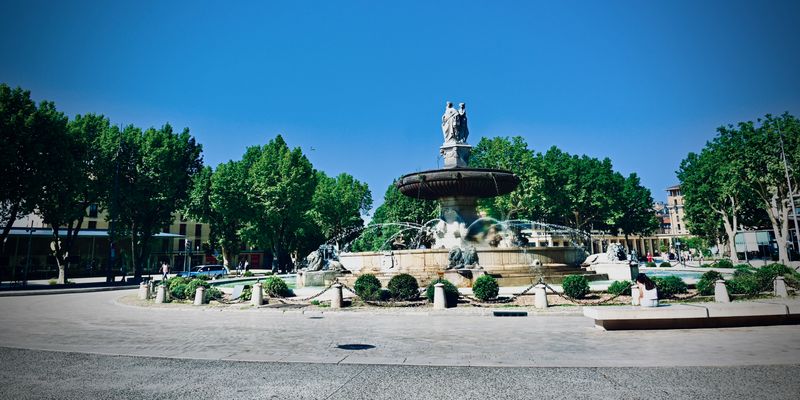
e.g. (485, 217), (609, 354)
(166, 276), (190, 292)
(387, 273), (419, 300)
(728, 273), (761, 296)
(204, 287), (223, 302)
(714, 259), (734, 269)
(426, 278), (460, 305)
(240, 285), (252, 301)
(645, 262), (657, 268)
(755, 263), (799, 291)
(263, 276), (291, 297)
(184, 278), (211, 299)
(562, 275), (590, 299)
(696, 270), (724, 296)
(170, 283), (189, 300)
(472, 275), (500, 301)
(354, 274), (382, 301)
(607, 280), (632, 296)
(659, 262), (672, 268)
(652, 276), (687, 298)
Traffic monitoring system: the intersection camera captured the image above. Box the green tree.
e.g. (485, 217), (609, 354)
(0, 84), (41, 250)
(612, 173), (659, 248)
(734, 113), (800, 262)
(32, 107), (112, 284)
(103, 124), (203, 280)
(309, 171), (372, 244)
(185, 161), (252, 269)
(470, 136), (543, 220)
(244, 135), (316, 272)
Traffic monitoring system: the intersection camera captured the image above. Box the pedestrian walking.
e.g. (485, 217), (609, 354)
(161, 262), (169, 281)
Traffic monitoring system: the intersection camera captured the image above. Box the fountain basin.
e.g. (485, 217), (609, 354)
(396, 168), (520, 200)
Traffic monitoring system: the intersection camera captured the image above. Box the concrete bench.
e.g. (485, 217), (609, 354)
(583, 300), (800, 330)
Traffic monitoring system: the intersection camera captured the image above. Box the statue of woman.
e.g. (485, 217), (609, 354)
(456, 103), (469, 143)
(441, 101), (458, 144)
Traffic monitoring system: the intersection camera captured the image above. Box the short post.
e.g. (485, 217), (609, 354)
(714, 279), (730, 303)
(331, 283), (343, 309)
(433, 283), (446, 310)
(631, 285), (640, 306)
(148, 280), (155, 298)
(194, 286), (205, 305)
(251, 282), (263, 306)
(533, 283), (548, 309)
(138, 282), (150, 300)
(155, 285), (166, 304)
(774, 276), (789, 298)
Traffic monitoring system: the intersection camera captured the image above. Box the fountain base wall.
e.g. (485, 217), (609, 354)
(327, 247), (604, 289)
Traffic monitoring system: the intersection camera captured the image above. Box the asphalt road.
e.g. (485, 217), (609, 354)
(1, 347), (797, 400)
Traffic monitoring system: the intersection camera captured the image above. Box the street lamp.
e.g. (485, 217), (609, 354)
(675, 239), (683, 266)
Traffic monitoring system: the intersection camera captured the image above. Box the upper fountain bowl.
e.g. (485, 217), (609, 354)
(396, 168), (520, 200)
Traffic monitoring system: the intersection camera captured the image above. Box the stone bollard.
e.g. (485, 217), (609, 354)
(155, 285), (166, 304)
(774, 276), (789, 298)
(138, 282), (150, 300)
(331, 283), (343, 309)
(631, 285), (640, 306)
(533, 283), (548, 309)
(251, 283), (263, 306)
(194, 286), (205, 305)
(148, 280), (155, 299)
(714, 279), (730, 303)
(433, 283), (446, 310)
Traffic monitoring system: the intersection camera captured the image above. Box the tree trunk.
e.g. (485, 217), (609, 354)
(221, 246), (238, 270)
(765, 194), (790, 263)
(0, 202), (20, 253)
(717, 207), (739, 264)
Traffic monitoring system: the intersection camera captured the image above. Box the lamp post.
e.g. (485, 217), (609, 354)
(675, 239), (683, 266)
(23, 221), (35, 287)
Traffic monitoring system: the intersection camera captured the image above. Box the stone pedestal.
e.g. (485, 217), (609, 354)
(433, 283), (446, 309)
(774, 276), (789, 298)
(714, 280), (730, 303)
(331, 283), (343, 309)
(533, 284), (548, 309)
(440, 144), (472, 169)
(194, 286), (205, 305)
(251, 283), (263, 306)
(138, 283), (150, 300)
(297, 270), (342, 288)
(155, 285), (166, 304)
(442, 268), (484, 288)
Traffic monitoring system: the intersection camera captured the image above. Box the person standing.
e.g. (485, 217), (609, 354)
(161, 262), (169, 281)
(646, 252), (653, 263)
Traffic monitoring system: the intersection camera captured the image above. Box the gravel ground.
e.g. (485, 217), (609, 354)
(1, 347), (797, 400)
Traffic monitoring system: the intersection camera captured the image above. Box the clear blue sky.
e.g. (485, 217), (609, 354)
(2, 1), (799, 211)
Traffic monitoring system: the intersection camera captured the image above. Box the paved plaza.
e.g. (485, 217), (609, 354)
(0, 290), (798, 398)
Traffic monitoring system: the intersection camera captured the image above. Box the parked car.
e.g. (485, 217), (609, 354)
(177, 265), (228, 279)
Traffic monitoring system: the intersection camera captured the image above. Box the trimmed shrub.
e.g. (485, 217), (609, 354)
(170, 283), (189, 299)
(166, 276), (190, 292)
(608, 280), (632, 296)
(243, 270), (254, 277)
(734, 264), (755, 278)
(240, 285), (252, 301)
(645, 262), (657, 269)
(696, 270), (724, 296)
(426, 278), (460, 305)
(263, 276), (291, 297)
(754, 263), (800, 291)
(387, 273), (420, 300)
(184, 278), (211, 299)
(658, 261), (672, 268)
(714, 259), (734, 269)
(728, 273), (761, 296)
(195, 274), (211, 281)
(652, 276), (687, 298)
(354, 274), (382, 301)
(472, 275), (500, 301)
(204, 287), (223, 302)
(562, 275), (590, 299)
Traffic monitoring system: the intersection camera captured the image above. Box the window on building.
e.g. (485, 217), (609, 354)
(87, 204), (98, 218)
(88, 221), (97, 229)
(194, 224), (202, 238)
(677, 224), (681, 231)
(178, 240), (185, 251)
(674, 199), (678, 206)
(179, 224), (186, 235)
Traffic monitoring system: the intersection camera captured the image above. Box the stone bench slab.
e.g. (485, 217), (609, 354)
(584, 300), (799, 330)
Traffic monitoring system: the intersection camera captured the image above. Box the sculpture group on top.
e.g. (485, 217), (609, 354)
(441, 101), (469, 145)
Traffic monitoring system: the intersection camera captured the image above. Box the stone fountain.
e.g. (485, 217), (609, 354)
(297, 102), (606, 289)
